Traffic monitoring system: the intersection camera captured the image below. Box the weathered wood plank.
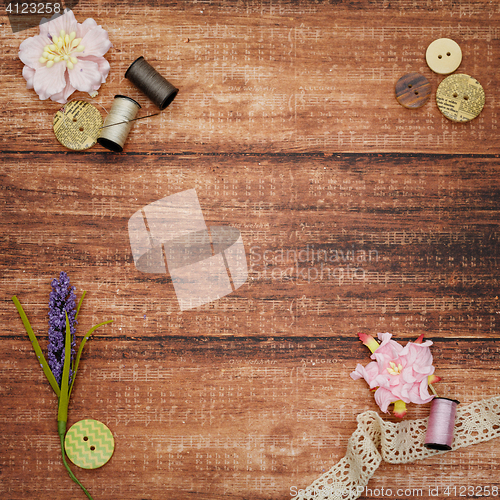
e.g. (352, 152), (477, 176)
(2, 153), (500, 340)
(1, 337), (499, 499)
(1, 0), (499, 154)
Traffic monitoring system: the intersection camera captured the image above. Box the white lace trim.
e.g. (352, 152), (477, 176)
(293, 395), (500, 500)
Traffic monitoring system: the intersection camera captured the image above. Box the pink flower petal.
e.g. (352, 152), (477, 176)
(79, 26), (112, 57)
(77, 18), (98, 38)
(398, 385), (410, 400)
(371, 334), (402, 361)
(49, 75), (76, 103)
(352, 332), (438, 415)
(39, 10), (66, 35)
(80, 55), (111, 83)
(39, 20), (49, 36)
(33, 63), (67, 100)
(22, 66), (36, 89)
(414, 364), (433, 376)
(68, 58), (102, 93)
(377, 332), (403, 352)
(407, 384), (430, 405)
(374, 373), (391, 389)
(350, 365), (364, 381)
(374, 387), (396, 413)
(46, 10), (78, 40)
(351, 362), (380, 388)
(377, 332), (392, 342)
(19, 33), (49, 70)
(417, 378), (434, 402)
(401, 368), (416, 384)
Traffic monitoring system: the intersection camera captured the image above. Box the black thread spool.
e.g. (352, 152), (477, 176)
(125, 56), (179, 110)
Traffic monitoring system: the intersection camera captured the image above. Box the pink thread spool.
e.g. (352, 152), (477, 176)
(424, 397), (460, 451)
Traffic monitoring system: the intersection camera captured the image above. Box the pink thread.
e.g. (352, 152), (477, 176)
(424, 397), (460, 450)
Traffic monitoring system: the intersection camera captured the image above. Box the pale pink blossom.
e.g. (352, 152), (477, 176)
(351, 332), (436, 414)
(19, 10), (112, 103)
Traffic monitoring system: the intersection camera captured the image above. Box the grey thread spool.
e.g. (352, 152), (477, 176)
(125, 56), (179, 110)
(97, 95), (141, 153)
(424, 397), (460, 451)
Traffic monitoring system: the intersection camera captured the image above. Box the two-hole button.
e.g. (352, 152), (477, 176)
(64, 419), (115, 469)
(53, 100), (103, 151)
(395, 72), (431, 109)
(436, 73), (485, 122)
(426, 38), (462, 74)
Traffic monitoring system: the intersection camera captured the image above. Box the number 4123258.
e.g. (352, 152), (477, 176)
(6, 3), (62, 14)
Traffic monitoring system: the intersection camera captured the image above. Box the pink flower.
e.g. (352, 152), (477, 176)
(18, 10), (112, 103)
(351, 332), (436, 415)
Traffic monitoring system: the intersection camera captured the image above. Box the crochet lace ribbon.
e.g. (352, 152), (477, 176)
(293, 395), (500, 500)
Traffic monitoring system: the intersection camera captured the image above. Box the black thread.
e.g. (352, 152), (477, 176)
(125, 56), (179, 110)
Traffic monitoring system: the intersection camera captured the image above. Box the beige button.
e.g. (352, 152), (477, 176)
(436, 74), (485, 122)
(426, 38), (462, 74)
(53, 100), (103, 151)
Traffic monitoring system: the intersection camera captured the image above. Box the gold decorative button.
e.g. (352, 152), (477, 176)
(436, 73), (485, 122)
(53, 100), (103, 151)
(395, 73), (431, 109)
(64, 419), (115, 469)
(426, 38), (462, 75)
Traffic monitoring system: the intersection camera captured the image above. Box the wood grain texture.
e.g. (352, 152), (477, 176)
(1, 0), (500, 499)
(1, 0), (500, 154)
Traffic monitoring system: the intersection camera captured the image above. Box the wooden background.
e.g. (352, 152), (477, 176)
(1, 0), (500, 499)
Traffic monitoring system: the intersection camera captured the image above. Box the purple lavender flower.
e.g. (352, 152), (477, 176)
(47, 272), (77, 386)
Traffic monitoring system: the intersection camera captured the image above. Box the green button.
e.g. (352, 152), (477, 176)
(65, 419), (114, 469)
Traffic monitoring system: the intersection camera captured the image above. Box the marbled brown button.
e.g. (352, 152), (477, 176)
(395, 73), (431, 109)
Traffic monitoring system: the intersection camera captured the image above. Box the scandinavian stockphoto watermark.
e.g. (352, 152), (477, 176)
(290, 486), (424, 498)
(250, 244), (379, 284)
(128, 189), (248, 311)
(290, 484), (500, 498)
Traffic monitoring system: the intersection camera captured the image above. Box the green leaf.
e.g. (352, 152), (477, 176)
(11, 296), (61, 397)
(57, 312), (72, 423)
(68, 319), (113, 398)
(75, 291), (86, 320)
(73, 291), (87, 372)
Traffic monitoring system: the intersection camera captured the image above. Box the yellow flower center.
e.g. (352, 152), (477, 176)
(39, 29), (85, 70)
(387, 361), (403, 376)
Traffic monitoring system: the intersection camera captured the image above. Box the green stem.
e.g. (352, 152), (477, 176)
(58, 421), (94, 500)
(58, 313), (72, 422)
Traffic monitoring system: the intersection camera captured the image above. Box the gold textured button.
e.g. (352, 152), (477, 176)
(53, 100), (103, 151)
(64, 419), (114, 469)
(426, 38), (462, 74)
(436, 73), (485, 122)
(395, 73), (431, 109)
